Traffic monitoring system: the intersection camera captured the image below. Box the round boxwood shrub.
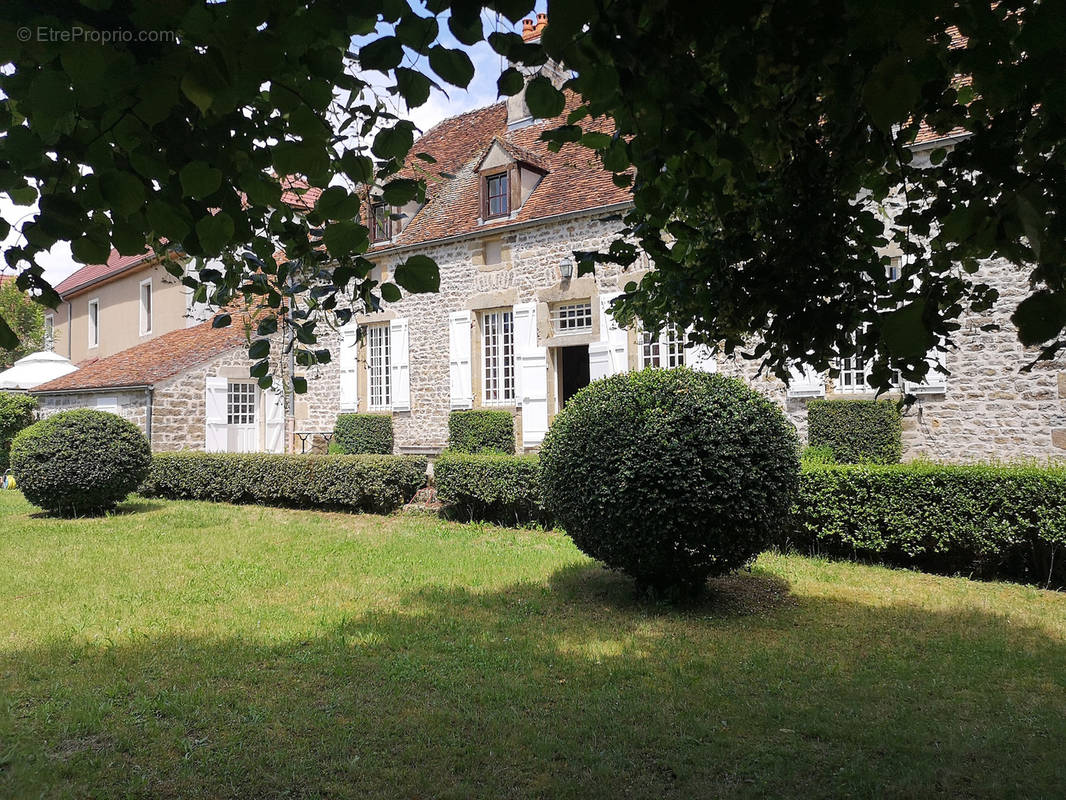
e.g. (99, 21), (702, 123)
(10, 409), (152, 516)
(540, 368), (800, 597)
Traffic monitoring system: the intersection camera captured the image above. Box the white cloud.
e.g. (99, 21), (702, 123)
(0, 195), (80, 287)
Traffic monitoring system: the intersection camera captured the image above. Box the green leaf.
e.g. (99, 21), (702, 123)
(372, 121), (416, 161)
(292, 375), (308, 394)
(7, 185), (38, 206)
(315, 186), (360, 220)
(240, 171), (283, 207)
(881, 301), (932, 359)
(863, 53), (920, 134)
(71, 234), (110, 265)
(99, 171), (146, 218)
(272, 141), (330, 180)
(381, 178), (420, 206)
(448, 11), (483, 46)
(250, 359), (270, 378)
(179, 161), (223, 200)
(396, 13), (439, 51)
(359, 36), (404, 71)
(1012, 290), (1066, 346)
(394, 254), (440, 293)
(580, 131), (612, 150)
(257, 375), (274, 390)
(497, 68), (524, 97)
(429, 46), (475, 89)
(180, 71), (214, 114)
(248, 339), (271, 359)
(380, 282), (402, 303)
(525, 76), (565, 119)
(395, 68), (433, 108)
(0, 316), (17, 350)
(323, 220), (368, 257)
(147, 201), (192, 241)
(196, 212), (235, 255)
(212, 313), (232, 328)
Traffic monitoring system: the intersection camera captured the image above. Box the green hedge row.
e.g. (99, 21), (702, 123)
(141, 452), (426, 514)
(0, 392), (37, 472)
(793, 462), (1066, 588)
(333, 413), (393, 454)
(430, 451), (1066, 589)
(434, 449), (548, 525)
(807, 398), (902, 464)
(448, 410), (515, 454)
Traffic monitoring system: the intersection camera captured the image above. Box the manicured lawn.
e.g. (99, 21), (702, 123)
(2, 491), (1065, 799)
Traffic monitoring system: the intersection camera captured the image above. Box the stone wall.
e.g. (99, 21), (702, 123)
(36, 390), (148, 434)
(297, 209), (630, 452)
(719, 258), (1066, 462)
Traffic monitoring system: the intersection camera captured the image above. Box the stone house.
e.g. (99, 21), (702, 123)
(30, 15), (1066, 462)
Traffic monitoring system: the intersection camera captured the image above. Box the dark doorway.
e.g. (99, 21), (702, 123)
(559, 345), (590, 407)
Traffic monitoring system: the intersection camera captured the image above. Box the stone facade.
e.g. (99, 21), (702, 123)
(719, 257), (1066, 462)
(32, 217), (1066, 465)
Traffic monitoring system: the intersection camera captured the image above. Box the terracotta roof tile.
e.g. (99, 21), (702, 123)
(912, 26), (970, 145)
(54, 249), (156, 297)
(370, 91), (630, 250)
(32, 319), (247, 393)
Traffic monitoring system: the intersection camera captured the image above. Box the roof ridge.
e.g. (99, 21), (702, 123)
(414, 99), (507, 143)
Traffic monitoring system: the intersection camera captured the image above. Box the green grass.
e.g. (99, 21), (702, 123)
(2, 491), (1065, 799)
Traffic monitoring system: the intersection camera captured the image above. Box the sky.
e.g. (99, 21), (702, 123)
(0, 1), (548, 287)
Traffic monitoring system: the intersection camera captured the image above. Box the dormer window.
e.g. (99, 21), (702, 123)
(370, 201), (391, 242)
(485, 172), (509, 219)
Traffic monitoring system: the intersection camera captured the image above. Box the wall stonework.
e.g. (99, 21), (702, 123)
(719, 257), (1066, 462)
(298, 211), (629, 452)
(37, 390), (148, 434)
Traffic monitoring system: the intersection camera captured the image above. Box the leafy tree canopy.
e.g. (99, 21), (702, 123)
(1, 0), (1063, 390)
(0, 277), (44, 368)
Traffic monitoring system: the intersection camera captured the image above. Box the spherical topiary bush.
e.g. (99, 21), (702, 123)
(10, 409), (152, 516)
(540, 368), (800, 597)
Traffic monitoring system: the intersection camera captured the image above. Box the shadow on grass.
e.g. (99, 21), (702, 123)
(3, 566), (1065, 799)
(25, 498), (167, 520)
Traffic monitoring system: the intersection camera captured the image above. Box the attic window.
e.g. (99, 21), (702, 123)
(370, 201), (391, 242)
(485, 172), (509, 219)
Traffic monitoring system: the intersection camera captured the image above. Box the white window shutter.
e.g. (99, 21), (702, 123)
(905, 351), (948, 395)
(390, 318), (411, 412)
(205, 376), (228, 452)
(449, 310), (473, 409)
(592, 292), (628, 377)
(786, 364), (825, 398)
(264, 387), (286, 453)
(339, 325), (358, 412)
(513, 303), (548, 448)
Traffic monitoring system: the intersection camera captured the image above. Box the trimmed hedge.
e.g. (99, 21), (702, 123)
(333, 413), (393, 454)
(434, 450), (548, 525)
(792, 462), (1066, 588)
(11, 409), (151, 516)
(0, 392), (37, 472)
(141, 452), (426, 514)
(807, 398), (902, 464)
(541, 368), (800, 595)
(448, 409), (515, 454)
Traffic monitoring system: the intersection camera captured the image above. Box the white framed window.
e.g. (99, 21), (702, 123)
(44, 314), (54, 350)
(367, 324), (392, 409)
(139, 278), (153, 335)
(227, 381), (257, 425)
(834, 330), (901, 393)
(551, 301), (593, 335)
(481, 309), (515, 404)
(640, 324), (685, 369)
(87, 298), (100, 348)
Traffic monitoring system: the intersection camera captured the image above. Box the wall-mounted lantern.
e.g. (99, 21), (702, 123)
(559, 258), (574, 281)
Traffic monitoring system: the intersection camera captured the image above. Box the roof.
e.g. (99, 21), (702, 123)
(54, 249), (156, 298)
(31, 319), (247, 393)
(0, 351), (77, 391)
(370, 90), (631, 250)
(912, 25), (969, 146)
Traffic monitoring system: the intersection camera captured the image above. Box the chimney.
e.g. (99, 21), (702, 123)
(521, 12), (548, 42)
(508, 14), (566, 128)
